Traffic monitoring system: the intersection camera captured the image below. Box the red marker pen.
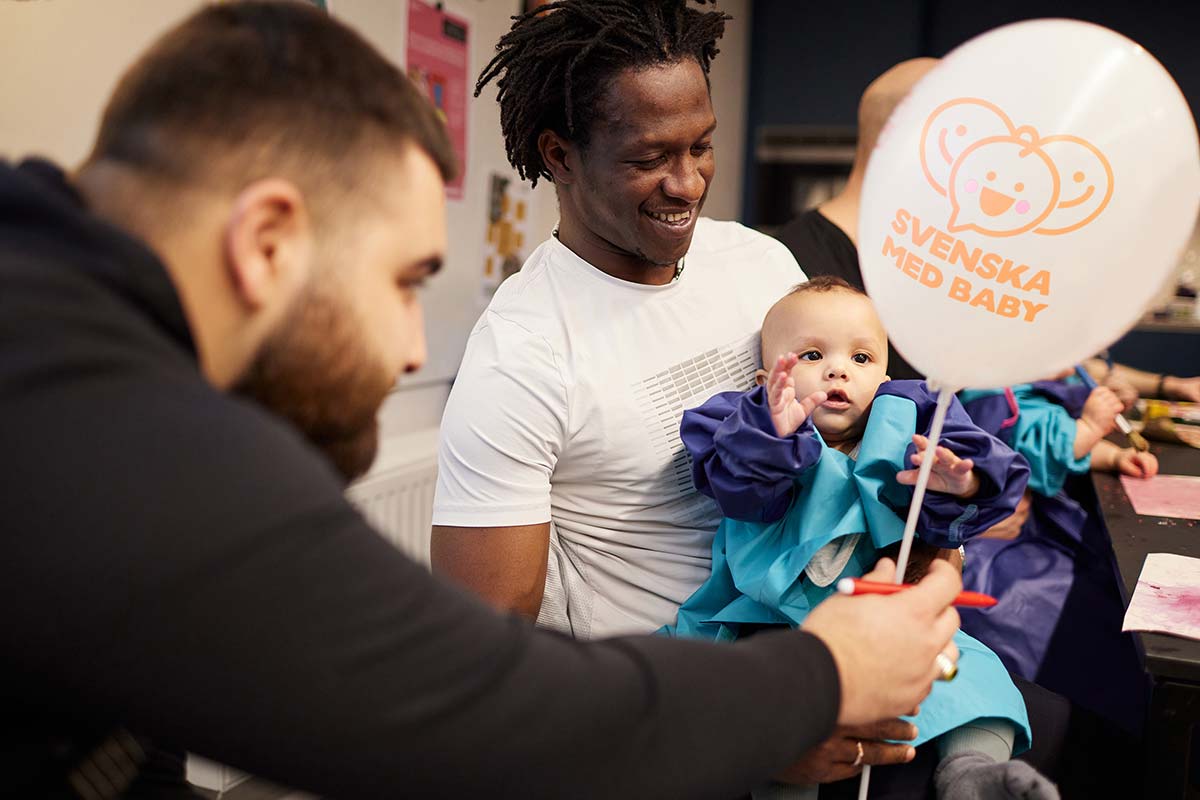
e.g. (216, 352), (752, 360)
(836, 578), (998, 608)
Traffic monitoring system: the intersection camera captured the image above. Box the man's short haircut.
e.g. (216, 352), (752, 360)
(787, 275), (865, 298)
(474, 0), (728, 187)
(84, 0), (456, 216)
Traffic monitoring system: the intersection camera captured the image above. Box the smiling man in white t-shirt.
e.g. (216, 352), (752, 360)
(432, 8), (802, 640)
(432, 4), (937, 786)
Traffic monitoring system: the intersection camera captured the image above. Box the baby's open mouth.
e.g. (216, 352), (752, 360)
(825, 389), (849, 403)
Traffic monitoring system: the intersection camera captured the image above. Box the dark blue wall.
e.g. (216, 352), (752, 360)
(743, 0), (1200, 227)
(741, 0), (924, 224)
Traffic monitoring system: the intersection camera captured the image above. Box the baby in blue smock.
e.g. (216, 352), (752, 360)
(666, 277), (1057, 800)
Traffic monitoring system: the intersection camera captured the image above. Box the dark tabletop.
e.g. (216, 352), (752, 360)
(1098, 440), (1200, 683)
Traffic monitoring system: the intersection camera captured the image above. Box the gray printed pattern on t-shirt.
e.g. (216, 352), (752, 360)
(631, 331), (761, 524)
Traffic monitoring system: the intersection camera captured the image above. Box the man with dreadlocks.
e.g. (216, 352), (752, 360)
(436, 0), (793, 637)
(432, 0), (946, 792)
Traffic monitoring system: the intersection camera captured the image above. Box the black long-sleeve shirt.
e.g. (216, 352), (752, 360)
(0, 160), (841, 799)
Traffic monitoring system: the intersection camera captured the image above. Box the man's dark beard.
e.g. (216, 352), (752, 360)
(233, 283), (395, 483)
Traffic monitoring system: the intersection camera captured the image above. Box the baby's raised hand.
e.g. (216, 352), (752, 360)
(767, 353), (827, 438)
(896, 434), (980, 498)
(1080, 386), (1123, 439)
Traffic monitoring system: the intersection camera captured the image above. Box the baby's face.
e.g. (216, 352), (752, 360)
(763, 290), (890, 445)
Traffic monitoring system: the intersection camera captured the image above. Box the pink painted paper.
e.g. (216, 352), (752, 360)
(1120, 474), (1200, 520)
(1123, 553), (1200, 642)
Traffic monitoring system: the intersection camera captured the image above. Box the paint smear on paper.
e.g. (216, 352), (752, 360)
(1123, 553), (1200, 642)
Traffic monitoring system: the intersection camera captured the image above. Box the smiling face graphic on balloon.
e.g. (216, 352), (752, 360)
(1036, 136), (1115, 234)
(948, 131), (1060, 236)
(920, 98), (1112, 237)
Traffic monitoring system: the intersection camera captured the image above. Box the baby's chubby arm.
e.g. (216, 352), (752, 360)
(1074, 386), (1124, 458)
(681, 370), (824, 523)
(1090, 438), (1159, 479)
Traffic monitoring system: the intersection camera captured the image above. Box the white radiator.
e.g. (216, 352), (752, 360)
(345, 427), (441, 565)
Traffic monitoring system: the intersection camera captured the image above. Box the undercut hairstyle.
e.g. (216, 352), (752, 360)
(84, 0), (456, 222)
(475, 0), (729, 186)
(788, 275), (865, 297)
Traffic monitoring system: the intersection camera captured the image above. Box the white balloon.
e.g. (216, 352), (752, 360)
(859, 19), (1200, 389)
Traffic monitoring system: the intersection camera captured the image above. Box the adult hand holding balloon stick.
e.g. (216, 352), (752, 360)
(854, 19), (1199, 799)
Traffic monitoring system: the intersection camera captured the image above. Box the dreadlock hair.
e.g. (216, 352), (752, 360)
(475, 0), (729, 186)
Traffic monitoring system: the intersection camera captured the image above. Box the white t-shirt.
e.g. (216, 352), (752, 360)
(433, 218), (805, 638)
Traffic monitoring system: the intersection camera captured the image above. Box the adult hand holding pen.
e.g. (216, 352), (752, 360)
(802, 557), (961, 727)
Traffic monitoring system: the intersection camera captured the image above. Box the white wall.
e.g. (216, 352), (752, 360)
(0, 0), (752, 451)
(0, 0), (199, 166)
(0, 0), (553, 441)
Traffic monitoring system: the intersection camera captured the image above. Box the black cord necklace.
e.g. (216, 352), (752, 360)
(553, 228), (685, 282)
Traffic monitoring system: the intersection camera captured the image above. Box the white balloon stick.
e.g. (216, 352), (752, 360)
(858, 383), (955, 800)
(891, 384), (954, 585)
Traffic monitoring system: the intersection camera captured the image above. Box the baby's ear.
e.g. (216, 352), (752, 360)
(754, 368), (769, 386)
(883, 374), (892, 383)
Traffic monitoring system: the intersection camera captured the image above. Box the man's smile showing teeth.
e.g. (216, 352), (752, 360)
(646, 210), (692, 225)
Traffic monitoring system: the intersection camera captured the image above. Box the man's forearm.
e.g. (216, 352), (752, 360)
(20, 504), (837, 800)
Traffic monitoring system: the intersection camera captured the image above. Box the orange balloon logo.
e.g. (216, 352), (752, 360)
(919, 98), (1113, 237)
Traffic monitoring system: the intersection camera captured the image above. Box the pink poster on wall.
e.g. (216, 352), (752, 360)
(406, 1), (469, 200)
